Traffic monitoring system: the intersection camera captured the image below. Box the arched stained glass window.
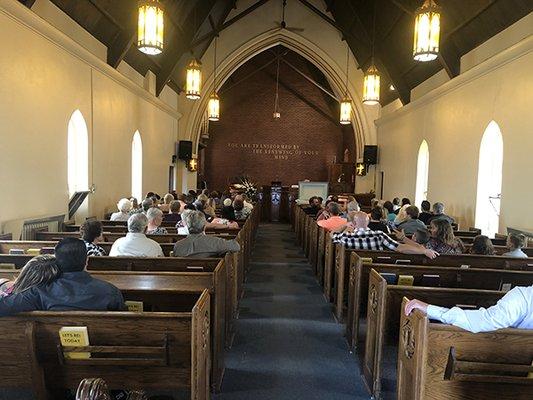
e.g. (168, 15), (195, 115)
(415, 140), (430, 207)
(132, 131), (143, 201)
(67, 110), (89, 197)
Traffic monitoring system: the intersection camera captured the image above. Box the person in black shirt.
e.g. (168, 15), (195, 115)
(0, 238), (125, 316)
(303, 196), (322, 215)
(367, 206), (391, 233)
(418, 200), (433, 225)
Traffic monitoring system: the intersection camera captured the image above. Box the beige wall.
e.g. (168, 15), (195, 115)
(376, 31), (533, 232)
(0, 0), (179, 232)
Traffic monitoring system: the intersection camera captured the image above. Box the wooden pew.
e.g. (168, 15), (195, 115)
(0, 263), (227, 391)
(64, 224), (241, 235)
(398, 298), (533, 400)
(362, 269), (532, 399)
(0, 240), (176, 257)
(334, 247), (533, 322)
(316, 226), (327, 285)
(346, 251), (533, 348)
(0, 290), (210, 400)
(35, 231), (237, 244)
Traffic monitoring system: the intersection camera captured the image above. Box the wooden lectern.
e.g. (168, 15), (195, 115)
(328, 163), (355, 193)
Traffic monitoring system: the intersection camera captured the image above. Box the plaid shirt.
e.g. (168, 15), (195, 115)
(332, 228), (399, 251)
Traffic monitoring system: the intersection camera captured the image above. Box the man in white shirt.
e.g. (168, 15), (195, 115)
(404, 285), (533, 333)
(109, 213), (164, 257)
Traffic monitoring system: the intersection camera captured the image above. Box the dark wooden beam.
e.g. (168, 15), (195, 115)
(107, 30), (136, 68)
(262, 68), (339, 126)
(156, 0), (219, 96)
(18, 0), (36, 8)
(388, 0), (415, 15)
(220, 52), (288, 95)
(190, 0), (270, 48)
(438, 44), (460, 78)
(328, 1), (409, 104)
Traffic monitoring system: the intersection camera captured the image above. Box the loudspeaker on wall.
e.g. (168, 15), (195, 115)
(363, 145), (378, 165)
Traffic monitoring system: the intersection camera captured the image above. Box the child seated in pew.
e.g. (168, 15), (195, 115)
(0, 255), (59, 297)
(0, 238), (126, 316)
(503, 233), (528, 258)
(468, 235), (495, 255)
(404, 285), (533, 333)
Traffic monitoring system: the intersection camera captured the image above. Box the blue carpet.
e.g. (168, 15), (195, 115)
(215, 224), (370, 400)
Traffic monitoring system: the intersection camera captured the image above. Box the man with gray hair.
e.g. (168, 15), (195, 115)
(173, 211), (240, 258)
(109, 213), (164, 257)
(427, 202), (455, 225)
(141, 198), (154, 214)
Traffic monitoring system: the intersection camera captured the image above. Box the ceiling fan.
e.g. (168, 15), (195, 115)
(274, 0), (305, 32)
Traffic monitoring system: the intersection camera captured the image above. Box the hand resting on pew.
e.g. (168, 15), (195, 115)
(404, 285), (533, 333)
(331, 212), (439, 259)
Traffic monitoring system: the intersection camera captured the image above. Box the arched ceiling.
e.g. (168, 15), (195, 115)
(19, 0), (533, 105)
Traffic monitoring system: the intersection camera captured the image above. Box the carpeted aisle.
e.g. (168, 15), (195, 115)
(215, 223), (369, 400)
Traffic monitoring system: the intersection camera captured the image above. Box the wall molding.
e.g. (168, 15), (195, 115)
(376, 34), (533, 127)
(0, 0), (181, 119)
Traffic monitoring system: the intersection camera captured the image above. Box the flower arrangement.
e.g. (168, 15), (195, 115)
(232, 176), (258, 199)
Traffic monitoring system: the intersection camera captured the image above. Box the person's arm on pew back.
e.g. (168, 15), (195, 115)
(0, 289), (40, 316)
(404, 286), (533, 333)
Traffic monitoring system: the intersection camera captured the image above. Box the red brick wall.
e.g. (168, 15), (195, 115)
(202, 48), (355, 191)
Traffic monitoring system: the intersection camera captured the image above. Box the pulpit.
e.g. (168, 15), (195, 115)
(260, 182), (293, 222)
(328, 162), (355, 193)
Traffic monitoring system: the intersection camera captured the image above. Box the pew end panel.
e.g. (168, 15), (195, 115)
(362, 269), (387, 399)
(397, 298), (429, 400)
(398, 298), (533, 399)
(0, 299), (211, 400)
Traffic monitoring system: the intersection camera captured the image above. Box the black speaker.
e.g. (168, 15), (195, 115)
(363, 145), (378, 165)
(178, 140), (193, 160)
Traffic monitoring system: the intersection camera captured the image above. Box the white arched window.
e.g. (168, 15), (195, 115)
(131, 131), (143, 201)
(415, 140), (430, 207)
(475, 121), (503, 237)
(67, 110), (89, 197)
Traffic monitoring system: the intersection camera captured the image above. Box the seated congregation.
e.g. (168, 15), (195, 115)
(295, 194), (533, 400)
(0, 189), (259, 400)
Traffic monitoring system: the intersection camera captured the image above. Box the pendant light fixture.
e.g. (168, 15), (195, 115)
(413, 0), (441, 62)
(273, 56), (281, 119)
(339, 44), (352, 125)
(186, 58), (202, 100)
(362, 1), (380, 105)
(137, 0), (164, 55)
(208, 36), (220, 121)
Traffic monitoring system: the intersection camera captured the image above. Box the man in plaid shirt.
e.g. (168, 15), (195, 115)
(332, 211), (438, 258)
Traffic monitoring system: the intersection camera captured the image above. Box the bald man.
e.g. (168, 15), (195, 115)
(331, 211), (438, 258)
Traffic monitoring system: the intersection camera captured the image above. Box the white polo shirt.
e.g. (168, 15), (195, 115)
(109, 233), (164, 257)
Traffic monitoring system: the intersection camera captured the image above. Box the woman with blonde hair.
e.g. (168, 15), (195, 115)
(0, 255), (60, 297)
(159, 193), (174, 213)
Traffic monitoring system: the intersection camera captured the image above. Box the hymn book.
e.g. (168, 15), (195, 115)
(361, 257), (373, 264)
(0, 263), (16, 270)
(8, 249), (24, 255)
(125, 301), (144, 312)
(59, 326), (91, 359)
(26, 249), (41, 256)
(380, 273), (397, 285)
(397, 275), (414, 286)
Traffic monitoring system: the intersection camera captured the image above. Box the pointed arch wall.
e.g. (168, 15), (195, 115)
(415, 139), (430, 207)
(186, 29), (375, 158)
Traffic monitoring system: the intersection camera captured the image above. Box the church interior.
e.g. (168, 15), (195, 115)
(0, 0), (532, 399)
